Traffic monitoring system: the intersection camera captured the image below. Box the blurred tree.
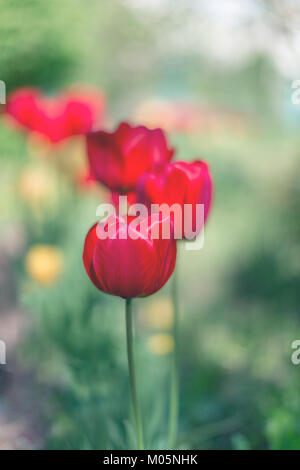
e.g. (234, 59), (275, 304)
(77, 0), (158, 110)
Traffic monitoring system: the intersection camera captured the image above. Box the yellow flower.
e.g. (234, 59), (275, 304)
(144, 297), (174, 330)
(25, 244), (63, 286)
(147, 334), (174, 356)
(18, 165), (56, 206)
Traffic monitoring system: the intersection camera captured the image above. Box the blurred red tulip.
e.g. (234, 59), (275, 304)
(86, 122), (174, 193)
(6, 86), (105, 144)
(136, 161), (213, 240)
(83, 213), (177, 298)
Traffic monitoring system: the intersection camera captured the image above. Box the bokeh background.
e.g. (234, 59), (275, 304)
(1, 0), (300, 450)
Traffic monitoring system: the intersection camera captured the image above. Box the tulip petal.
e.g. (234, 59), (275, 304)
(87, 131), (124, 190)
(82, 223), (104, 291)
(84, 215), (177, 298)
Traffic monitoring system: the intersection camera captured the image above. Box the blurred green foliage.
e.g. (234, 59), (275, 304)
(1, 0), (300, 451)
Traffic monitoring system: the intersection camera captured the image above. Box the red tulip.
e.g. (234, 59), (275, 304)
(86, 122), (174, 193)
(136, 160), (213, 240)
(76, 168), (98, 191)
(83, 213), (177, 298)
(6, 86), (105, 144)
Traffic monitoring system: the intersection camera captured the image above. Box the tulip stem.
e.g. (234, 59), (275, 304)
(168, 265), (179, 449)
(125, 298), (144, 450)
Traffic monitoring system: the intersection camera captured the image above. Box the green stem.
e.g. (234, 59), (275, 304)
(168, 264), (179, 449)
(125, 298), (144, 450)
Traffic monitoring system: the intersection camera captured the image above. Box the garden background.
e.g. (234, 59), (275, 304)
(0, 0), (300, 450)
